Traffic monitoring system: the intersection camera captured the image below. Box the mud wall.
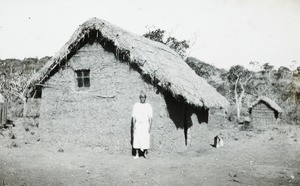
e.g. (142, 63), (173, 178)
(39, 43), (189, 154)
(251, 103), (277, 125)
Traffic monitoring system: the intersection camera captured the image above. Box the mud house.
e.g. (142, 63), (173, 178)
(249, 96), (282, 126)
(23, 18), (229, 153)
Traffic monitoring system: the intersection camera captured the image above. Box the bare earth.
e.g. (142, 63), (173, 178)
(0, 123), (300, 186)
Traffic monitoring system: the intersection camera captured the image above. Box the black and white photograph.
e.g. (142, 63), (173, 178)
(0, 0), (299, 185)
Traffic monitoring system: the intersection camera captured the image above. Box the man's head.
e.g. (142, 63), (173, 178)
(139, 91), (147, 103)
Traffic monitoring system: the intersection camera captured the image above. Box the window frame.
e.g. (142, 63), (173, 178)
(75, 69), (90, 90)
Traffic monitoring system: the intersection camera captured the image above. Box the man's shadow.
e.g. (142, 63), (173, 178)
(130, 118), (135, 156)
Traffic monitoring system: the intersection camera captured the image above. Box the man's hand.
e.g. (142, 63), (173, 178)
(133, 117), (136, 133)
(133, 124), (136, 134)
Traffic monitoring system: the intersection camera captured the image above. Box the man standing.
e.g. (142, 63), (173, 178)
(132, 91), (153, 159)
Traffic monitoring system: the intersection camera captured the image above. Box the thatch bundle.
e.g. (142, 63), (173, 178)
(23, 17), (229, 109)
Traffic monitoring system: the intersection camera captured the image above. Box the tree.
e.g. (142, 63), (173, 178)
(289, 60), (298, 71)
(275, 66), (292, 80)
(292, 66), (300, 80)
(143, 28), (165, 43)
(0, 57), (48, 102)
(165, 37), (189, 58)
(143, 28), (189, 58)
(282, 80), (300, 124)
(249, 61), (261, 72)
(227, 65), (252, 121)
(0, 69), (31, 102)
(185, 58), (210, 79)
(261, 62), (274, 81)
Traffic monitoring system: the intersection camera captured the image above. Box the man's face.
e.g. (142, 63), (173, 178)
(139, 95), (146, 103)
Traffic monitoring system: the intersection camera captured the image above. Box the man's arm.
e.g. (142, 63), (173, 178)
(132, 104), (137, 132)
(133, 117), (137, 132)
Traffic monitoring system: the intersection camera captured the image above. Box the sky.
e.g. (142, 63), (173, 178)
(0, 0), (299, 70)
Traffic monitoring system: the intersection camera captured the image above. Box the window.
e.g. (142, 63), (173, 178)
(75, 70), (90, 88)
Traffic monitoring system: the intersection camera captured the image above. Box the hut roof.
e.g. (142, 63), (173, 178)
(23, 17), (229, 109)
(249, 96), (283, 113)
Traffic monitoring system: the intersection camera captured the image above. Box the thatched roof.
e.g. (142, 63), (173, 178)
(249, 96), (283, 113)
(23, 17), (229, 109)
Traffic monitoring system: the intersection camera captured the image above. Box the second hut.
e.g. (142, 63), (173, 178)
(249, 96), (282, 126)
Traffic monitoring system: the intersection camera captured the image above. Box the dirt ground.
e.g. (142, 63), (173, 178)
(0, 122), (300, 186)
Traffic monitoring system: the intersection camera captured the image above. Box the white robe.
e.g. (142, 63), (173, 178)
(132, 102), (153, 150)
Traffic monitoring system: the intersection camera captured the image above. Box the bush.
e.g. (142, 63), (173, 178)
(283, 105), (300, 125)
(7, 101), (24, 118)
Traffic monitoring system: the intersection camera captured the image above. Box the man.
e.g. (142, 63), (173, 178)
(132, 91), (153, 159)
